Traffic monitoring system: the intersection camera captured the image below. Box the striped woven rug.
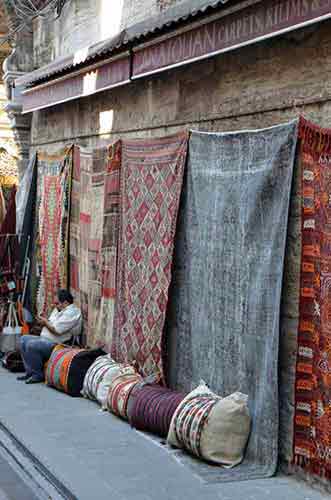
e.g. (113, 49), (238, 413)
(293, 117), (331, 479)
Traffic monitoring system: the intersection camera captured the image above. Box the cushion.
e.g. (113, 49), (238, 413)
(126, 372), (162, 418)
(45, 346), (105, 397)
(128, 384), (186, 438)
(81, 355), (136, 408)
(106, 372), (142, 419)
(167, 382), (251, 467)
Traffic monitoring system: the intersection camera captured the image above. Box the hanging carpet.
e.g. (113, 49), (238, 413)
(0, 186), (6, 229)
(76, 147), (93, 338)
(93, 142), (121, 351)
(166, 122), (298, 481)
(112, 132), (188, 379)
(0, 186), (18, 277)
(293, 117), (331, 479)
(16, 154), (38, 309)
(69, 146), (81, 307)
(16, 153), (37, 236)
(31, 149), (70, 314)
(87, 148), (106, 348)
(68, 144), (120, 349)
(37, 149), (73, 316)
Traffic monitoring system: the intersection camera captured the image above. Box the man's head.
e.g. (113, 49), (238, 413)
(55, 289), (74, 311)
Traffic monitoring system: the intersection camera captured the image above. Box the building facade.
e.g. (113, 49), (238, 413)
(2, 0), (331, 489)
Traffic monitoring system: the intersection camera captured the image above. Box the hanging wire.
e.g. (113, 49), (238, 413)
(0, 0), (69, 48)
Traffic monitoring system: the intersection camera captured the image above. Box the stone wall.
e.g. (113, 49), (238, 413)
(33, 0), (211, 65)
(30, 17), (331, 478)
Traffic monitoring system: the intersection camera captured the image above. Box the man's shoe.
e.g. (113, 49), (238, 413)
(17, 374), (30, 381)
(25, 377), (43, 384)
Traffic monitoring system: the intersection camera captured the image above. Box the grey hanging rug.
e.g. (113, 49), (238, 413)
(166, 120), (298, 482)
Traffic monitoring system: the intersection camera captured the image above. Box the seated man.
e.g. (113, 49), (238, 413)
(18, 289), (82, 384)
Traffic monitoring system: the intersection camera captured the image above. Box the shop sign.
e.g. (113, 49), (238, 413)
(132, 0), (331, 78)
(21, 54), (131, 113)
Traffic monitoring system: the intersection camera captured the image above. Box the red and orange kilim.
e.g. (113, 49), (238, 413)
(294, 117), (331, 477)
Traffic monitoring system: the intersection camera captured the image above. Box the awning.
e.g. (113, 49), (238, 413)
(17, 0), (331, 113)
(132, 0), (331, 79)
(21, 53), (131, 113)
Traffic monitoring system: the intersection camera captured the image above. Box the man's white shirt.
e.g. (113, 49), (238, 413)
(40, 304), (82, 343)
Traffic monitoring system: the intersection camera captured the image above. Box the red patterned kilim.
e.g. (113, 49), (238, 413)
(112, 132), (188, 379)
(39, 176), (62, 316)
(294, 117), (331, 478)
(33, 150), (66, 314)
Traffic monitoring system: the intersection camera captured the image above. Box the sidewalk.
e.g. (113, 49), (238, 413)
(0, 366), (329, 500)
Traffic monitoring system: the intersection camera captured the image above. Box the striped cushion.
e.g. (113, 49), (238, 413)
(126, 372), (162, 418)
(82, 355), (136, 407)
(128, 384), (186, 438)
(167, 382), (251, 467)
(107, 373), (142, 419)
(45, 346), (105, 397)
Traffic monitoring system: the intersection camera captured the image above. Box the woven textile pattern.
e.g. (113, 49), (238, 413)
(107, 373), (142, 419)
(38, 176), (62, 316)
(0, 186), (6, 228)
(173, 396), (217, 457)
(129, 384), (185, 438)
(95, 142), (121, 351)
(293, 117), (331, 478)
(88, 148), (107, 348)
(69, 145), (119, 348)
(60, 149), (74, 290)
(113, 132), (188, 379)
(38, 152), (73, 316)
(32, 149), (70, 314)
(166, 122), (298, 481)
(0, 188), (17, 275)
(79, 148), (93, 336)
(45, 345), (104, 396)
(82, 355), (118, 401)
(69, 146), (81, 305)
(45, 346), (82, 393)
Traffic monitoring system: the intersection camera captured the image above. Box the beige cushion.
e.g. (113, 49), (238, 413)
(81, 355), (136, 406)
(96, 362), (136, 409)
(167, 382), (251, 467)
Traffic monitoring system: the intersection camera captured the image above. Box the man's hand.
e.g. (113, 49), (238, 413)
(36, 316), (47, 327)
(36, 316), (60, 337)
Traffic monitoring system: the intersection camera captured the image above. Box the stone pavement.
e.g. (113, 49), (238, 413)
(0, 447), (40, 500)
(0, 366), (329, 500)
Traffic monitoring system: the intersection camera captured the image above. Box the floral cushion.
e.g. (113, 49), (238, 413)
(82, 355), (136, 407)
(45, 345), (105, 397)
(167, 382), (251, 467)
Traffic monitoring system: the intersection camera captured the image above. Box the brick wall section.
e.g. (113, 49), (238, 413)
(29, 20), (331, 486)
